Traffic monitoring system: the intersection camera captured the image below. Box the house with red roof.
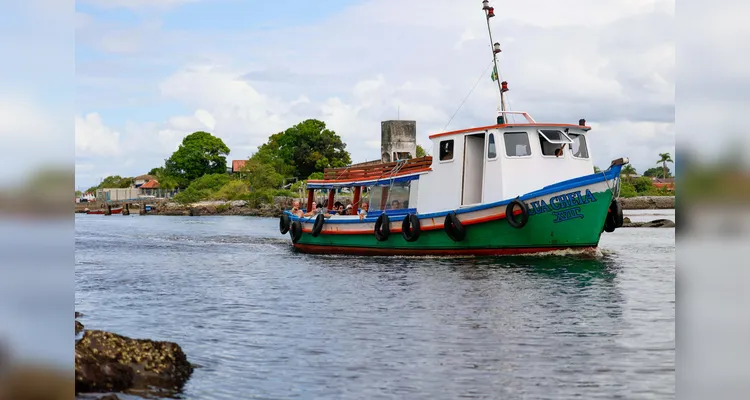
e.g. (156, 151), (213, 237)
(140, 179), (161, 196)
(231, 160), (247, 174)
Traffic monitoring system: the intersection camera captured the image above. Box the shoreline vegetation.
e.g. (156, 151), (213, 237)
(77, 120), (676, 221)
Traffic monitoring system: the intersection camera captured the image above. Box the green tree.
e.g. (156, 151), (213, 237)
(164, 131), (230, 187)
(656, 152), (674, 179)
(97, 175), (134, 189)
(416, 145), (426, 158)
(75, 190), (82, 197)
(643, 166), (672, 178)
(147, 166), (179, 190)
(239, 159), (284, 190)
(253, 119), (351, 179)
(621, 164), (637, 182)
(308, 172), (324, 180)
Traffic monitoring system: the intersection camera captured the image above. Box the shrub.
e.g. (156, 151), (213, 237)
(211, 180), (250, 201)
(618, 181), (638, 198)
(187, 173), (231, 192)
(632, 176), (655, 194)
(173, 174), (231, 204)
(270, 189), (296, 197)
(235, 189), (274, 208)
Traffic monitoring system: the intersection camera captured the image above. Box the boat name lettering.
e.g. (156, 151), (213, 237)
(527, 189), (597, 219)
(552, 207), (584, 223)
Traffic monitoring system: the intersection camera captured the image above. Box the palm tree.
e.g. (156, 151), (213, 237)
(622, 164), (637, 181)
(656, 153), (674, 179)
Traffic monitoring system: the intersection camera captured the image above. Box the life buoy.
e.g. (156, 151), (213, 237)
(279, 214), (291, 234)
(444, 212), (466, 241)
(374, 213), (390, 241)
(289, 221), (302, 243)
(506, 199), (529, 229)
(401, 213), (421, 242)
(311, 213), (325, 237)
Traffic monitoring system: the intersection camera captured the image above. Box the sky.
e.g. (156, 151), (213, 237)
(73, 0), (676, 190)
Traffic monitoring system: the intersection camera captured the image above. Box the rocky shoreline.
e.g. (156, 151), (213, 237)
(140, 196), (675, 218)
(75, 312), (194, 399)
(618, 196), (675, 210)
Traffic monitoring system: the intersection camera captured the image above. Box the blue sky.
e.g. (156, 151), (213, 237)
(74, 0), (677, 190)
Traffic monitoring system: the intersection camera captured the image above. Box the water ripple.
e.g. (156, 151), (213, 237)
(75, 214), (674, 399)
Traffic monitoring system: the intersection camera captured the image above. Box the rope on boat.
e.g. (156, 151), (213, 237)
(427, 60), (496, 158)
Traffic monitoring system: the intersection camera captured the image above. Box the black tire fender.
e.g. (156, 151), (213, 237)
(506, 199), (530, 229)
(401, 213), (421, 242)
(279, 213), (291, 234)
(444, 212), (466, 241)
(374, 213), (390, 241)
(289, 221), (302, 243)
(611, 199), (624, 228)
(311, 213), (325, 237)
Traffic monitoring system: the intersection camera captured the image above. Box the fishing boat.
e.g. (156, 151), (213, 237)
(86, 207), (123, 215)
(278, 0), (627, 256)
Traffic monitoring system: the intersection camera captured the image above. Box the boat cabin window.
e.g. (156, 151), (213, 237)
(439, 139), (454, 161)
(487, 133), (497, 159)
(568, 133), (589, 159)
(538, 129), (573, 156)
(367, 181), (412, 211)
(504, 132), (532, 157)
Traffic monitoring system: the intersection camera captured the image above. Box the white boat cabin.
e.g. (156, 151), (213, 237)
(308, 112), (594, 217)
(415, 112), (594, 214)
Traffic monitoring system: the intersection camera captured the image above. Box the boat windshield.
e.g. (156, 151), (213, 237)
(368, 181), (412, 211)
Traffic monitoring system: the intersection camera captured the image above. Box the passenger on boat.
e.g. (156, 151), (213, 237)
(303, 201), (317, 216)
(555, 145), (565, 157)
(290, 200), (304, 217)
(359, 202), (369, 220)
(390, 199), (401, 209)
(344, 204), (353, 215)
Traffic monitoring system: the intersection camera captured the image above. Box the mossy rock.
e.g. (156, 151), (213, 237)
(75, 330), (193, 395)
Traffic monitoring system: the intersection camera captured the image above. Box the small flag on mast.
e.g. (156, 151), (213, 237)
(490, 65), (498, 81)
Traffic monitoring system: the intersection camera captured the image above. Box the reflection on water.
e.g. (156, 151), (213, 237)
(75, 214), (674, 399)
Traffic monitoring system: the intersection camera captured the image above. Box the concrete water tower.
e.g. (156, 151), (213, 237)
(381, 120), (417, 163)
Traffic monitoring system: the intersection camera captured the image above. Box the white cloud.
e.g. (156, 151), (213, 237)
(78, 0), (201, 10)
(75, 113), (121, 157)
(75, 0), (676, 186)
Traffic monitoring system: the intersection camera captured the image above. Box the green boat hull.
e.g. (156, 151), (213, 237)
(287, 185), (616, 256)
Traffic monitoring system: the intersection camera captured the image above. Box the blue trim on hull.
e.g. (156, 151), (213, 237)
(288, 164), (623, 224)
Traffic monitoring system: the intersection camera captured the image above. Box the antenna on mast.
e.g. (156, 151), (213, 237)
(482, 0), (509, 124)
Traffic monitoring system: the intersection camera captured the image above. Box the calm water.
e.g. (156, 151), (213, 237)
(75, 210), (675, 400)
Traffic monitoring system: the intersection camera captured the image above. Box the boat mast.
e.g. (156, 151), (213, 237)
(482, 0), (509, 123)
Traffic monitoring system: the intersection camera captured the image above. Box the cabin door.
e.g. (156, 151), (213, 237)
(461, 133), (485, 205)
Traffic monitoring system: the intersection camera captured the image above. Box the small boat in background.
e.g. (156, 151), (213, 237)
(86, 207), (123, 215)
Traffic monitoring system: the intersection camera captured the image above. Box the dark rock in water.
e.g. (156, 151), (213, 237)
(76, 320), (84, 335)
(623, 218), (675, 228)
(75, 330), (193, 396)
(76, 312), (84, 318)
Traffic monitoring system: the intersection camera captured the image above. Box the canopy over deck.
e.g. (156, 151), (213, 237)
(306, 156), (433, 189)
